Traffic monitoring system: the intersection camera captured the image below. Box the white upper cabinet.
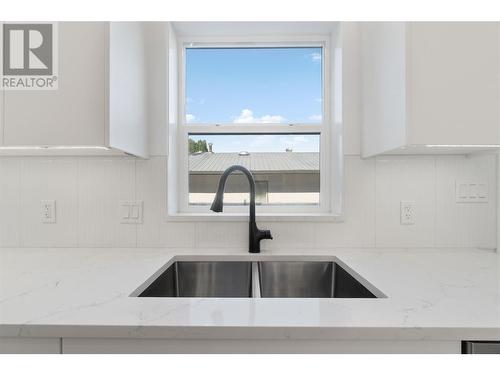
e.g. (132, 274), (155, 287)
(361, 22), (500, 157)
(0, 22), (150, 158)
(0, 86), (3, 146)
(3, 23), (107, 148)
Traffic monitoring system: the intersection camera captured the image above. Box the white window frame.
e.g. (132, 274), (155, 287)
(168, 33), (343, 220)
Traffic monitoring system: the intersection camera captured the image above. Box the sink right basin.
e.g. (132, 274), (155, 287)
(258, 261), (377, 298)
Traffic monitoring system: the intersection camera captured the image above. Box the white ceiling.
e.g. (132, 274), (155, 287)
(171, 21), (339, 37)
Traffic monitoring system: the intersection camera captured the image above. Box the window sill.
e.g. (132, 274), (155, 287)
(165, 212), (344, 222)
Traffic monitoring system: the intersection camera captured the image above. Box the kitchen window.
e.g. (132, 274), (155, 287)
(170, 36), (342, 219)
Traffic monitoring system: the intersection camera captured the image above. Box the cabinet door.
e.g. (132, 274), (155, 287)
(0, 84), (4, 146)
(0, 337), (61, 354)
(62, 338), (460, 354)
(0, 21), (3, 145)
(409, 22), (500, 145)
(3, 22), (107, 146)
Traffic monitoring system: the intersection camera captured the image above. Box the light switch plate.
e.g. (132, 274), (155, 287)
(41, 200), (56, 223)
(120, 201), (143, 224)
(455, 181), (488, 203)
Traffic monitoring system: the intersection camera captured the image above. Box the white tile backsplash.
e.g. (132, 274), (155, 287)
(78, 157), (137, 247)
(0, 153), (497, 250)
(435, 156), (469, 247)
(375, 157), (436, 248)
(0, 158), (21, 247)
(19, 158), (78, 247)
(261, 222), (316, 250)
(435, 155), (497, 249)
(315, 156), (376, 248)
(462, 154), (497, 249)
(136, 157), (195, 248)
(195, 222), (247, 249)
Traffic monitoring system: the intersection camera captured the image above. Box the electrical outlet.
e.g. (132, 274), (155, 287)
(400, 201), (415, 225)
(120, 201), (143, 224)
(41, 200), (56, 223)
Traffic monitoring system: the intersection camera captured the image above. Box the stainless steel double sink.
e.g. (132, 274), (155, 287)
(132, 256), (385, 299)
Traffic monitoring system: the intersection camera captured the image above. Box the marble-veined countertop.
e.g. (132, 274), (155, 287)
(0, 247), (499, 340)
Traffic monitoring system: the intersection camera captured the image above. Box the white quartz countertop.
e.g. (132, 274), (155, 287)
(0, 247), (499, 340)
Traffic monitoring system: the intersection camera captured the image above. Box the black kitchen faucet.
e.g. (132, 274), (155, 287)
(210, 165), (273, 253)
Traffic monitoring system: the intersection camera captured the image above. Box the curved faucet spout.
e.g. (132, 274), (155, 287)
(210, 165), (256, 222)
(210, 165), (272, 253)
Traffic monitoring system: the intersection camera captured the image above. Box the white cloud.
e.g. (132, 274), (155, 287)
(280, 135), (309, 149)
(186, 114), (196, 123)
(233, 109), (254, 123)
(308, 114), (322, 122)
(233, 109), (286, 124)
(259, 114), (286, 123)
(293, 136), (308, 143)
(250, 135), (274, 148)
(309, 52), (322, 62)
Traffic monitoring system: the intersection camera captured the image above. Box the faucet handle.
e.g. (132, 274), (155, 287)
(261, 229), (273, 240)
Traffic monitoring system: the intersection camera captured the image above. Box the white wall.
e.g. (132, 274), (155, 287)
(0, 152), (496, 250)
(0, 22), (497, 250)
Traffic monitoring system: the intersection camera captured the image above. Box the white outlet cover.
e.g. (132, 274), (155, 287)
(41, 200), (56, 224)
(400, 201), (415, 225)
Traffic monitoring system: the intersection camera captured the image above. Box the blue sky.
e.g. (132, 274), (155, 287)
(189, 134), (320, 153)
(186, 47), (322, 153)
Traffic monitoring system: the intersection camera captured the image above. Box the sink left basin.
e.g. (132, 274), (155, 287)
(137, 261), (253, 298)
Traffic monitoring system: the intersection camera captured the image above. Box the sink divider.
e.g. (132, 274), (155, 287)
(330, 262), (336, 298)
(251, 262), (261, 298)
(174, 262), (181, 297)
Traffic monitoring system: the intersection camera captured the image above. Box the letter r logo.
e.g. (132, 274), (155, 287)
(3, 24), (53, 75)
